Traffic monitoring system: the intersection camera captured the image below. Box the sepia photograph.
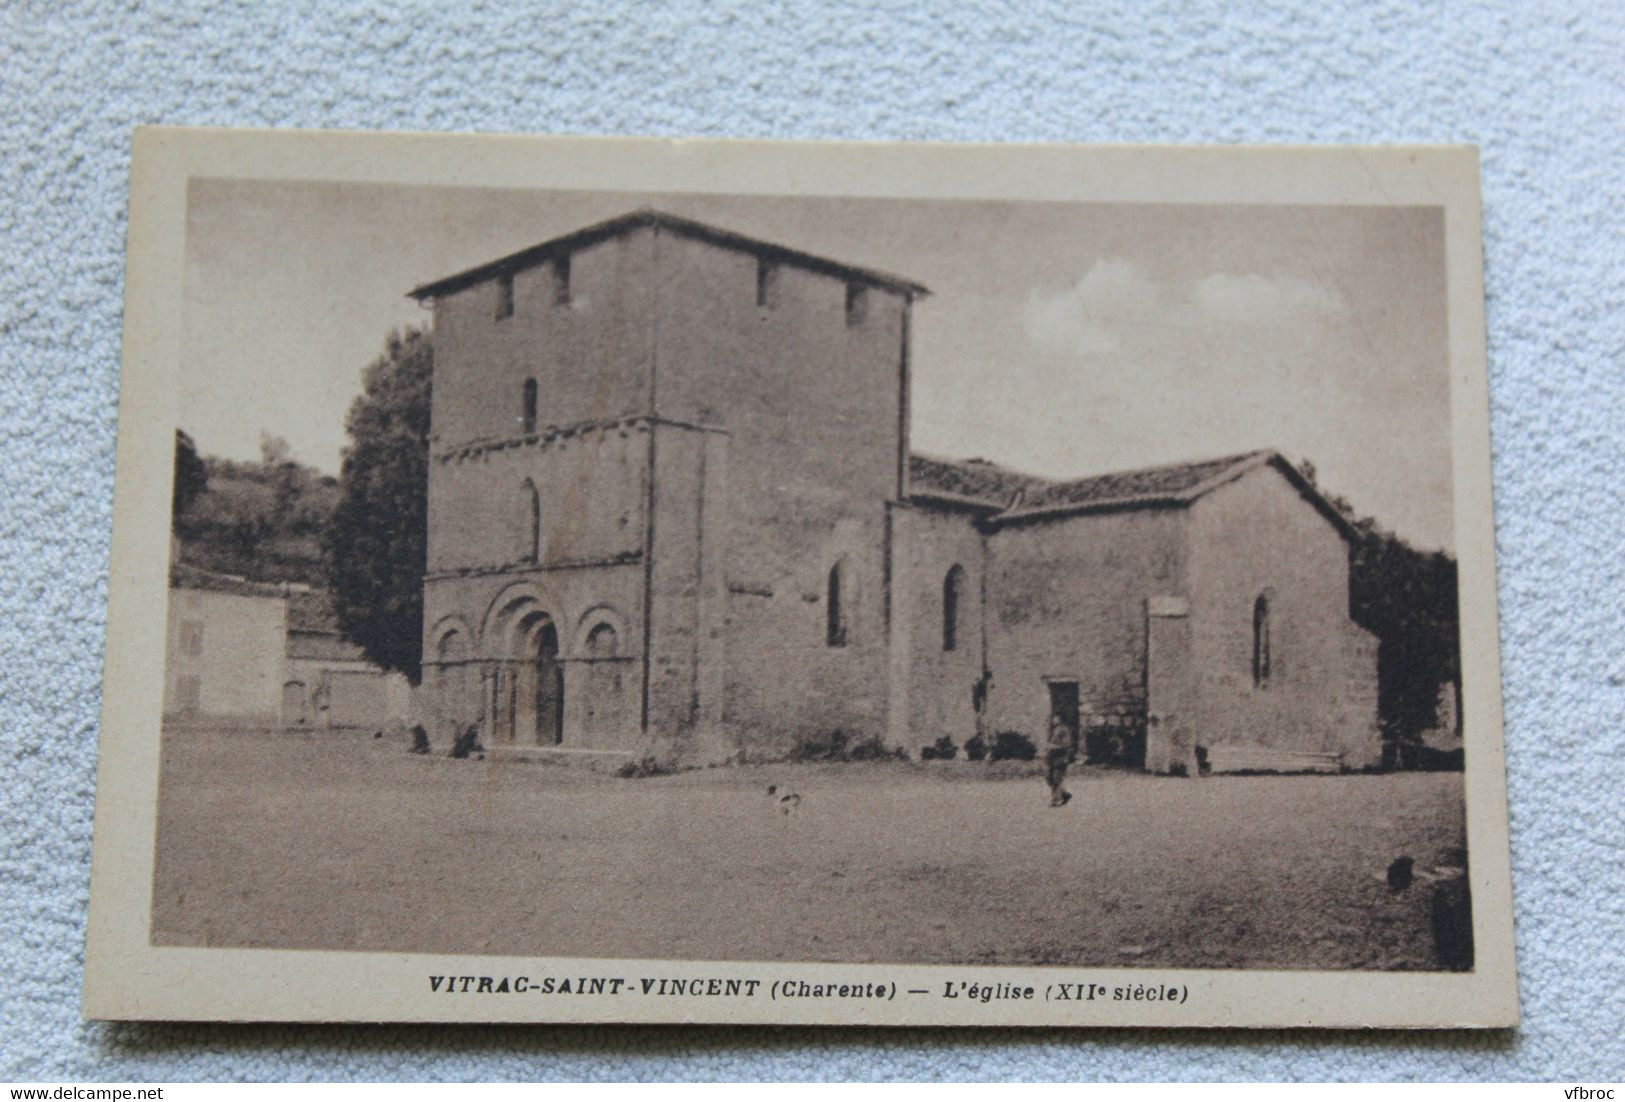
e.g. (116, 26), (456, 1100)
(85, 131), (1515, 1026)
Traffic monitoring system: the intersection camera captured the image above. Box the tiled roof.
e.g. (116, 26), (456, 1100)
(1019, 451), (1269, 511)
(907, 453), (1055, 508)
(409, 208), (930, 301)
(908, 449), (1355, 538)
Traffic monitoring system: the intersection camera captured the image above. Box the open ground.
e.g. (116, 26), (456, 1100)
(150, 726), (1466, 970)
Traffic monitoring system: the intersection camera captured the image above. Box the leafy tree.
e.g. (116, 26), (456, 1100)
(1297, 460), (1461, 764)
(259, 431), (293, 467)
(324, 328), (433, 684)
(172, 429), (209, 522)
(172, 434), (338, 583)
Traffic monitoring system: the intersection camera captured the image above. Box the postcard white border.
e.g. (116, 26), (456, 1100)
(84, 129), (1515, 1027)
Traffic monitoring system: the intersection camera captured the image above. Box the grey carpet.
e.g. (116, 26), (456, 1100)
(2, 0), (1621, 1082)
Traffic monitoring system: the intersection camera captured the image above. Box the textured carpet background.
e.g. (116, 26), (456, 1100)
(2, 0), (1621, 1082)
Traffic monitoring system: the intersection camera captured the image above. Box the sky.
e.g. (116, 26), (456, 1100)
(182, 180), (1453, 550)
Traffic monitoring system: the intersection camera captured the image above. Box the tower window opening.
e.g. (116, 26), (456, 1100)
(552, 255), (572, 306)
(495, 272), (514, 319)
(521, 378), (538, 434)
(845, 282), (869, 327)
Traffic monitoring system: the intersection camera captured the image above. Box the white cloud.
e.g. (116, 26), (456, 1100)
(1021, 258), (1162, 355)
(1022, 262), (1346, 364)
(1192, 271), (1344, 323)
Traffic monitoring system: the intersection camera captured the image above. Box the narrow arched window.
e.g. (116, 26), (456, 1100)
(521, 378), (538, 435)
(943, 564), (966, 651)
(826, 561), (848, 647)
(1252, 593), (1272, 688)
(522, 479), (541, 564)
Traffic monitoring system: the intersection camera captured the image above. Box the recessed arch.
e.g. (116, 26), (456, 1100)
(478, 581), (565, 660)
(573, 603), (631, 657)
(427, 614), (475, 657)
(427, 617), (476, 740)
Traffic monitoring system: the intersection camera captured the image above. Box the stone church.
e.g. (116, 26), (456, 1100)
(409, 210), (1380, 774)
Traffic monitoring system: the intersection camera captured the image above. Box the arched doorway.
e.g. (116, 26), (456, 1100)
(510, 613), (564, 746)
(432, 627), (473, 740)
(532, 620), (564, 745)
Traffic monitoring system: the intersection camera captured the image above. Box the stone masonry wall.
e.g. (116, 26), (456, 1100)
(648, 230), (910, 755)
(982, 508), (1189, 750)
(1184, 464), (1382, 768)
(887, 503), (987, 756)
(427, 228), (656, 449)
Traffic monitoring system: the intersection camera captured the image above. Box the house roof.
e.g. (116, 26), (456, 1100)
(408, 208), (931, 302)
(909, 449), (1360, 539)
(170, 563), (293, 600)
(171, 566), (350, 626)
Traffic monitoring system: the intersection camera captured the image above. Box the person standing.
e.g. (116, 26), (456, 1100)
(1046, 712), (1078, 807)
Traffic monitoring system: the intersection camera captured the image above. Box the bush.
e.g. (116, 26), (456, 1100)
(964, 734), (987, 761)
(846, 734), (901, 761)
(791, 729), (847, 761)
(921, 735), (958, 761)
(990, 730), (1037, 762)
(450, 724), (483, 759)
(409, 725), (430, 755)
(616, 756), (672, 779)
(791, 729), (902, 762)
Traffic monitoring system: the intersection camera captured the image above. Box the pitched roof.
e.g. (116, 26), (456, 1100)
(170, 563), (291, 600)
(408, 208), (930, 302)
(907, 453), (1056, 510)
(1018, 450), (1271, 512)
(909, 449), (1359, 538)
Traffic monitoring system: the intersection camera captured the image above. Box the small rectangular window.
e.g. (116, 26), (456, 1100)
(495, 272), (515, 320)
(175, 673), (201, 713)
(845, 282), (869, 327)
(552, 255), (571, 306)
(756, 259), (779, 308)
(521, 379), (538, 435)
(180, 621), (204, 657)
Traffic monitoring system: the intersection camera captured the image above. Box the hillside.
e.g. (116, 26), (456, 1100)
(172, 439), (340, 587)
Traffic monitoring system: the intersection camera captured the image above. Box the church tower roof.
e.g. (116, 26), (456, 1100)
(408, 208), (931, 302)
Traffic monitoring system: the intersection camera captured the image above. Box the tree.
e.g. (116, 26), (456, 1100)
(324, 328), (433, 684)
(1349, 530), (1461, 766)
(172, 429), (209, 522)
(1296, 460), (1461, 764)
(259, 431), (293, 467)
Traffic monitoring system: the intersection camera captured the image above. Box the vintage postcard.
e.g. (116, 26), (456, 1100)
(84, 129), (1516, 1026)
